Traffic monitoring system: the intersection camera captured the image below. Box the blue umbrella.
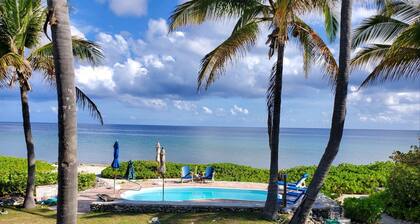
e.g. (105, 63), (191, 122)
(111, 140), (120, 194)
(111, 141), (120, 169)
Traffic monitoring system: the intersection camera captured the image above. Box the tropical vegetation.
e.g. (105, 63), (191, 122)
(169, 0), (339, 218)
(0, 0), (104, 209)
(0, 156), (96, 196)
(343, 192), (386, 224)
(383, 146), (420, 222)
(101, 160), (393, 198)
(351, 0), (420, 87)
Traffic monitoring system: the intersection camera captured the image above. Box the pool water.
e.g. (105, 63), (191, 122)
(121, 187), (267, 202)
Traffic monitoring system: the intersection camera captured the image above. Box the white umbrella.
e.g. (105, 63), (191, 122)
(155, 141), (161, 163)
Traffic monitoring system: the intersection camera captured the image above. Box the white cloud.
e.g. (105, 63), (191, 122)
(107, 0), (147, 17)
(230, 105), (249, 115)
(120, 95), (167, 110)
(202, 106), (213, 114)
(173, 100), (197, 112)
(113, 58), (148, 86)
(143, 55), (165, 69)
(147, 18), (168, 39)
(75, 65), (115, 92)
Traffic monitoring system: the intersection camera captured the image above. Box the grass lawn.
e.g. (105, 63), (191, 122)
(0, 207), (275, 224)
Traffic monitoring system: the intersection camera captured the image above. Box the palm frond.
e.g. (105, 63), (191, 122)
(169, 0), (264, 31)
(29, 37), (104, 66)
(232, 4), (270, 33)
(352, 15), (409, 48)
(290, 18), (339, 81)
(198, 21), (260, 90)
(0, 52), (31, 87)
(351, 44), (390, 69)
(360, 47), (420, 87)
(381, 0), (420, 24)
(76, 87), (104, 125)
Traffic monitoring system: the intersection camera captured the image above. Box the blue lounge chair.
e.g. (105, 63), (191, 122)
(278, 173), (309, 188)
(202, 166), (215, 182)
(181, 166), (193, 183)
(278, 187), (306, 206)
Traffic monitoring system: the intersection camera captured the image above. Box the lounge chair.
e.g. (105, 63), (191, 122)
(278, 187), (306, 206)
(277, 173), (309, 188)
(201, 166), (215, 183)
(181, 166), (193, 183)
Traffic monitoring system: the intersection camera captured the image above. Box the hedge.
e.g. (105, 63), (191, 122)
(101, 160), (394, 197)
(384, 147), (420, 222)
(343, 192), (385, 224)
(0, 156), (96, 196)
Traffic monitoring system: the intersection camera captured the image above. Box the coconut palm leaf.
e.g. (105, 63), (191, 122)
(29, 37), (104, 66)
(352, 15), (409, 48)
(0, 52), (31, 87)
(360, 47), (420, 87)
(28, 38), (105, 125)
(75, 87), (104, 125)
(198, 21), (259, 89)
(290, 17), (339, 80)
(169, 0), (263, 31)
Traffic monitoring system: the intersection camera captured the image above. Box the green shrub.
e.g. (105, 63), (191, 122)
(78, 173), (96, 191)
(101, 160), (393, 197)
(0, 156), (97, 196)
(384, 147), (420, 222)
(343, 193), (385, 224)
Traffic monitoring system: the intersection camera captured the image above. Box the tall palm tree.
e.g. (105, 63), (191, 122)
(169, 0), (339, 218)
(0, 0), (104, 208)
(290, 0), (353, 223)
(351, 0), (419, 87)
(47, 0), (79, 222)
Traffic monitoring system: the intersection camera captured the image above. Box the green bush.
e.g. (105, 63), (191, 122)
(0, 156), (97, 196)
(101, 160), (393, 197)
(78, 173), (96, 191)
(384, 146), (420, 222)
(343, 193), (385, 224)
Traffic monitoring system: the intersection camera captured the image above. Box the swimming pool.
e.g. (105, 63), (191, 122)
(121, 187), (267, 202)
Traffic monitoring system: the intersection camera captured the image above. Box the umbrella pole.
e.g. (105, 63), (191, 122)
(162, 174), (165, 201)
(114, 174), (116, 195)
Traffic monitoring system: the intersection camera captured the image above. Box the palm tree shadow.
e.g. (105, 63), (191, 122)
(7, 207), (56, 219)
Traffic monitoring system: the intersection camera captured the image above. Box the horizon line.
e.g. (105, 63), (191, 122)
(0, 121), (418, 132)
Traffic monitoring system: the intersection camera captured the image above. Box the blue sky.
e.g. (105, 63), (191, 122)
(0, 0), (419, 130)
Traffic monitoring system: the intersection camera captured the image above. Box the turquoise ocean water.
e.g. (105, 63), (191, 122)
(0, 122), (418, 168)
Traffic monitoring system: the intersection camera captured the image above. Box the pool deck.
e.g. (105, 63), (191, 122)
(79, 177), (340, 219)
(78, 178), (268, 213)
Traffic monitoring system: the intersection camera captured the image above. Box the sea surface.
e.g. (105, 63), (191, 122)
(0, 122), (418, 168)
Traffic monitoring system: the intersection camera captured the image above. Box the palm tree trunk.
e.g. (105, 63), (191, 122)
(47, 0), (78, 223)
(289, 0), (352, 223)
(19, 84), (36, 209)
(263, 43), (285, 219)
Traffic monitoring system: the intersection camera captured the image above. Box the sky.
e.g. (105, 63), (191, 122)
(0, 0), (419, 130)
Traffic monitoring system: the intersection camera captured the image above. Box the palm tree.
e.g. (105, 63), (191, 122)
(289, 0), (353, 223)
(0, 0), (104, 209)
(47, 0), (79, 222)
(169, 0), (339, 218)
(351, 0), (419, 87)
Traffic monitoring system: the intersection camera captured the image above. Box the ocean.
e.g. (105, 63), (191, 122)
(0, 122), (418, 168)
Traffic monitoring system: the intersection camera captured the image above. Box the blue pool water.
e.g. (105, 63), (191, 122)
(121, 187), (267, 201)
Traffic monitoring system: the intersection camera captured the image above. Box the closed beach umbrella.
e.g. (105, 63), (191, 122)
(158, 147), (166, 201)
(111, 141), (120, 169)
(124, 160), (136, 180)
(155, 141), (161, 163)
(111, 141), (120, 194)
